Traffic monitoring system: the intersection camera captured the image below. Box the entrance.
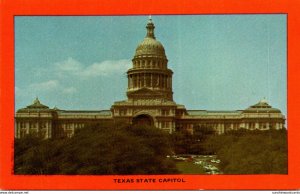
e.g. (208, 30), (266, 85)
(132, 114), (153, 126)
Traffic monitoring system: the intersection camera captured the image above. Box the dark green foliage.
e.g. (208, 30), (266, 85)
(14, 122), (178, 175)
(204, 129), (287, 174)
(172, 125), (215, 154)
(172, 130), (193, 154)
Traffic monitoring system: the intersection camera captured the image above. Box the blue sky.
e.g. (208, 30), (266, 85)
(15, 15), (287, 116)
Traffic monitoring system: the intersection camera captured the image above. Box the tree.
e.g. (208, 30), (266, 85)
(15, 122), (178, 175)
(204, 129), (287, 174)
(171, 130), (193, 154)
(171, 125), (215, 155)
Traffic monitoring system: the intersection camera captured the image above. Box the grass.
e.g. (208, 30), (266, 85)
(175, 161), (206, 174)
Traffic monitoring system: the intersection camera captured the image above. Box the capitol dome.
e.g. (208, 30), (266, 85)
(134, 18), (166, 58)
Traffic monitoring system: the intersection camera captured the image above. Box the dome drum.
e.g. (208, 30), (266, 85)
(132, 57), (168, 70)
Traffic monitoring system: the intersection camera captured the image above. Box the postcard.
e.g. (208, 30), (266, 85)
(0, 0), (299, 190)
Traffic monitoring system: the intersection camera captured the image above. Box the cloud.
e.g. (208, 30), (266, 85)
(80, 59), (131, 77)
(21, 80), (77, 95)
(63, 87), (77, 94)
(55, 57), (82, 73)
(29, 80), (59, 91)
(55, 57), (131, 78)
(15, 57), (130, 107)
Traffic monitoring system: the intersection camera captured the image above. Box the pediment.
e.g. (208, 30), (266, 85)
(128, 88), (163, 96)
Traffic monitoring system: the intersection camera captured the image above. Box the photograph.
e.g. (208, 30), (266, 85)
(14, 15), (287, 176)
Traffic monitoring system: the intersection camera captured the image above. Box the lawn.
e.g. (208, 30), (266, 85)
(176, 161), (206, 174)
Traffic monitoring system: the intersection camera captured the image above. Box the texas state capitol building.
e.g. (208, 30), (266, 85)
(15, 18), (286, 139)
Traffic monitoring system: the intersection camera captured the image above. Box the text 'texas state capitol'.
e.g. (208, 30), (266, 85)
(15, 18), (286, 139)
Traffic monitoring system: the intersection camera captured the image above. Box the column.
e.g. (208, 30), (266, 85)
(134, 75), (136, 88)
(255, 123), (259, 129)
(132, 75), (134, 88)
(49, 121), (52, 138)
(72, 123), (75, 136)
(128, 75), (130, 88)
(26, 122), (29, 134)
(159, 75), (162, 88)
(16, 122), (20, 138)
(240, 122), (245, 128)
(37, 122), (39, 135)
(150, 73), (153, 88)
(165, 76), (167, 89)
(220, 123), (224, 134)
(44, 121), (48, 139)
(167, 77), (169, 88)
(147, 74), (149, 87)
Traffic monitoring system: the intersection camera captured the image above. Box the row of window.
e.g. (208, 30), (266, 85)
(129, 75), (171, 89)
(133, 59), (166, 69)
(19, 122), (47, 129)
(18, 128), (47, 138)
(175, 122), (281, 131)
(119, 109), (172, 116)
(63, 123), (85, 130)
(161, 121), (171, 128)
(118, 109), (173, 116)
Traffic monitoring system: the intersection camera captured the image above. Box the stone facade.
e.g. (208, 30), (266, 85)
(15, 18), (286, 139)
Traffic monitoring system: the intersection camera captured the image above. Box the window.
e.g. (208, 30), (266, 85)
(40, 122), (47, 129)
(20, 122), (26, 128)
(20, 129), (26, 138)
(30, 122), (36, 129)
(162, 109), (169, 116)
(120, 109), (127, 116)
(65, 123), (72, 130)
(162, 121), (169, 128)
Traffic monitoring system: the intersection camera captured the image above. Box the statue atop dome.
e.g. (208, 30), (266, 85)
(146, 16), (155, 39)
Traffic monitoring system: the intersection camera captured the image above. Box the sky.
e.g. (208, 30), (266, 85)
(15, 15), (287, 116)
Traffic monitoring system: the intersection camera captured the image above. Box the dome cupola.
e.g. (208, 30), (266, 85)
(127, 17), (174, 101)
(134, 17), (167, 58)
(243, 99), (281, 113)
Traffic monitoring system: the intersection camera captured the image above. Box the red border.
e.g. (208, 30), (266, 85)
(1, 0), (300, 190)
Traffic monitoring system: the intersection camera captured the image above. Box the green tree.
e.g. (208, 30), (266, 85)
(171, 130), (193, 154)
(204, 129), (287, 174)
(15, 122), (178, 175)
